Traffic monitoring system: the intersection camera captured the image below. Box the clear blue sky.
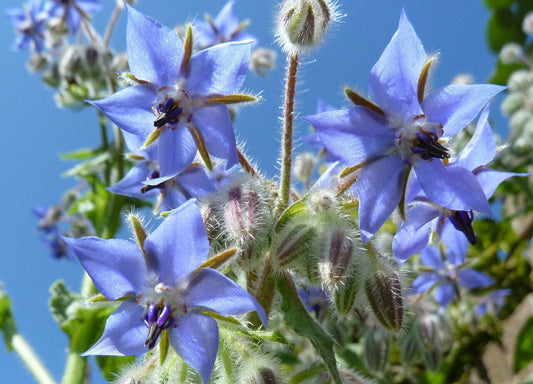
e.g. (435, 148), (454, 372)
(0, 1), (501, 382)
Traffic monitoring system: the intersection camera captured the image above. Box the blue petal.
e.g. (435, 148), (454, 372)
(65, 7), (83, 33)
(143, 200), (209, 286)
(126, 5), (182, 85)
(420, 246), (445, 270)
(439, 222), (469, 257)
(393, 204), (439, 263)
(422, 84), (505, 137)
(108, 161), (159, 199)
(83, 300), (147, 356)
(369, 10), (426, 120)
(186, 268), (267, 326)
(159, 189), (187, 212)
(453, 105), (495, 170)
(62, 237), (147, 300)
(303, 107), (395, 166)
(187, 40), (251, 96)
(457, 269), (494, 289)
(89, 85), (156, 140)
(77, 0), (102, 14)
(411, 272), (441, 293)
(434, 282), (456, 307)
(414, 161), (491, 215)
(357, 155), (407, 241)
(169, 313), (219, 384)
(158, 127), (197, 177)
(475, 169), (527, 199)
(177, 166), (217, 197)
(214, 1), (239, 37)
(192, 104), (238, 168)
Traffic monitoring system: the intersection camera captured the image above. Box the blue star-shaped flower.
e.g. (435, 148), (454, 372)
(392, 106), (528, 262)
(91, 5), (252, 178)
(411, 246), (493, 308)
(5, 0), (50, 52)
(46, 0), (102, 34)
(63, 200), (266, 384)
(302, 10), (504, 240)
(194, 1), (257, 49)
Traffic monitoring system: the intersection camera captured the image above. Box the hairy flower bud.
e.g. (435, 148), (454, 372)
(276, 0), (339, 54)
(364, 257), (404, 331)
(363, 328), (391, 372)
(274, 223), (316, 267)
(319, 229), (354, 284)
(250, 367), (282, 384)
(250, 48), (277, 77)
(292, 152), (316, 186)
(413, 311), (450, 370)
(499, 42), (523, 64)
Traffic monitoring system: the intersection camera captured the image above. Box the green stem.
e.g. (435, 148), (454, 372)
(277, 54), (299, 217)
(103, 4), (122, 49)
(252, 252), (275, 326)
(12, 334), (57, 384)
(60, 351), (86, 384)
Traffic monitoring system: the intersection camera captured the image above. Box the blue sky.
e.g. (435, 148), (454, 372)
(0, 1), (501, 382)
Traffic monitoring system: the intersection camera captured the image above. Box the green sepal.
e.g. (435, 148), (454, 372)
(275, 198), (309, 232)
(208, 312), (288, 344)
(59, 147), (101, 161)
(277, 272), (342, 384)
(61, 152), (111, 178)
(288, 362), (327, 383)
(96, 355), (136, 382)
(160, 329), (170, 366)
(0, 286), (17, 351)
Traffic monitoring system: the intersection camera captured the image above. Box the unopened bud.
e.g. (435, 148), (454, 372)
(500, 42), (523, 64)
(363, 328), (390, 372)
(364, 261), (404, 331)
(276, 0), (338, 54)
(274, 223), (316, 267)
(292, 152), (316, 185)
(523, 11), (533, 34)
(250, 48), (277, 77)
(250, 368), (281, 384)
(320, 230), (354, 284)
(400, 332), (420, 366)
(331, 271), (358, 319)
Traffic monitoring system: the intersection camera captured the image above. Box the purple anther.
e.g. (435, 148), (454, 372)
(157, 305), (171, 327)
(146, 303), (156, 324)
(449, 210), (476, 245)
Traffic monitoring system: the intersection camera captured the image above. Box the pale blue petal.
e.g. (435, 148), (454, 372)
(444, 248), (464, 266)
(214, 1), (239, 36)
(369, 10), (425, 120)
(303, 107), (395, 166)
(192, 105), (238, 168)
(457, 269), (494, 289)
(159, 189), (187, 212)
(177, 166), (217, 197)
(422, 84), (505, 137)
(475, 169), (527, 199)
(108, 161), (159, 199)
(411, 272), (441, 293)
(83, 300), (147, 356)
(421, 246), (445, 270)
(435, 282), (456, 307)
(144, 200), (209, 286)
(126, 5), (182, 85)
(415, 161), (491, 215)
(186, 268), (267, 326)
(169, 313), (218, 384)
(89, 85), (156, 138)
(187, 40), (251, 96)
(62, 237), (147, 300)
(439, 222), (469, 257)
(158, 127), (197, 178)
(357, 155), (407, 240)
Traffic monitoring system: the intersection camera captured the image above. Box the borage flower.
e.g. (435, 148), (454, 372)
(392, 106), (527, 262)
(5, 0), (50, 52)
(411, 246), (493, 308)
(91, 5), (255, 179)
(303, 10), (504, 240)
(194, 1), (257, 49)
(63, 200), (266, 383)
(46, 0), (102, 34)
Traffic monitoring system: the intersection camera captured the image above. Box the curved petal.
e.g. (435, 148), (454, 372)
(83, 300), (147, 356)
(108, 161), (159, 199)
(89, 84), (156, 139)
(434, 282), (456, 307)
(65, 7), (83, 33)
(187, 40), (251, 96)
(475, 169), (527, 199)
(453, 105), (496, 170)
(192, 104), (238, 168)
(62, 236), (147, 300)
(457, 269), (494, 289)
(144, 200), (209, 286)
(369, 10), (426, 120)
(126, 5), (182, 85)
(159, 188), (187, 212)
(439, 221), (469, 257)
(411, 272), (441, 294)
(176, 166), (217, 197)
(169, 313), (219, 384)
(303, 107), (395, 166)
(214, 1), (239, 36)
(357, 155), (407, 241)
(415, 161), (491, 215)
(158, 127), (197, 178)
(420, 246), (445, 270)
(186, 268), (267, 326)
(422, 84), (505, 137)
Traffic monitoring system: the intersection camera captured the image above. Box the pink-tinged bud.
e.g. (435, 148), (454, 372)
(365, 267), (404, 332)
(249, 368), (281, 384)
(364, 328), (391, 372)
(274, 223), (316, 267)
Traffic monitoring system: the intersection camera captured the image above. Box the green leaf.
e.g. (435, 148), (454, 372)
(61, 152), (110, 178)
(488, 60), (525, 84)
(0, 286), (17, 351)
(277, 272), (342, 384)
(275, 199), (309, 232)
(95, 355), (136, 382)
(59, 148), (101, 161)
(514, 316), (533, 372)
(486, 9), (526, 52)
(483, 0), (514, 9)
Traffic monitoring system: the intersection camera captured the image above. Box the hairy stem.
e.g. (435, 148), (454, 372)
(12, 334), (57, 384)
(277, 54), (300, 216)
(104, 4), (122, 49)
(60, 351), (86, 384)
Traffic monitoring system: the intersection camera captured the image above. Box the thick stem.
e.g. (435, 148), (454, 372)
(252, 253), (275, 327)
(277, 54), (300, 217)
(60, 351), (86, 384)
(12, 335), (57, 384)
